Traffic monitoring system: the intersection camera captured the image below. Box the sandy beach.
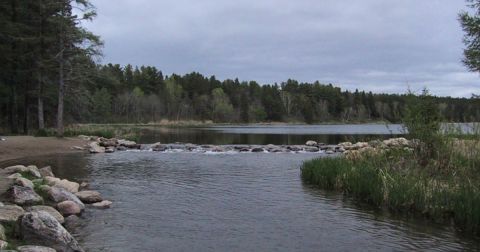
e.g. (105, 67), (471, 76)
(0, 136), (89, 162)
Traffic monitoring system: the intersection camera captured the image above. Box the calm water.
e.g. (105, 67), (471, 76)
(2, 124), (479, 251)
(137, 124), (405, 145)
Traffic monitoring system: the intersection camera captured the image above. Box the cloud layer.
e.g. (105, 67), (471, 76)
(86, 0), (480, 97)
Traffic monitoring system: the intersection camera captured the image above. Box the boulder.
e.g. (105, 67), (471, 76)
(91, 200), (112, 209)
(74, 191), (102, 204)
(151, 143), (167, 152)
(3, 165), (28, 174)
(39, 167), (54, 178)
(116, 146), (127, 151)
(45, 179), (79, 194)
(26, 166), (42, 179)
(17, 245), (56, 252)
(251, 147), (264, 153)
(117, 139), (139, 149)
(287, 146), (302, 152)
(47, 187), (84, 210)
(304, 146), (319, 152)
(383, 137), (410, 147)
(105, 147), (115, 153)
(6, 186), (43, 206)
(44, 177), (61, 186)
(63, 215), (80, 231)
(305, 140), (317, 146)
(26, 206), (64, 224)
(56, 201), (81, 216)
(99, 138), (117, 147)
(0, 204), (25, 224)
(326, 150), (335, 155)
(7, 173), (23, 179)
(79, 182), (89, 190)
(17, 211), (84, 252)
(0, 240), (8, 250)
(88, 142), (105, 154)
(15, 177), (34, 189)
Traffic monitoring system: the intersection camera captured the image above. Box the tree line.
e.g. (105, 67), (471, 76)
(1, 0), (480, 135)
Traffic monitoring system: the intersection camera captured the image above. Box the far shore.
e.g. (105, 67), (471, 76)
(0, 136), (89, 162)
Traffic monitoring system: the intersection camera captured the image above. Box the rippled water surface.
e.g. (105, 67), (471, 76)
(7, 152), (479, 251)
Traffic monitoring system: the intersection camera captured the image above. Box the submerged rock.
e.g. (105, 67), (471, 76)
(0, 204), (25, 224)
(17, 211), (84, 252)
(91, 200), (112, 209)
(6, 186), (43, 206)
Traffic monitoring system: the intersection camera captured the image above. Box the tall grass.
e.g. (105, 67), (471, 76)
(301, 146), (480, 235)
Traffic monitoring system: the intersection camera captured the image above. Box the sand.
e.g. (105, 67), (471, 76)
(0, 136), (89, 162)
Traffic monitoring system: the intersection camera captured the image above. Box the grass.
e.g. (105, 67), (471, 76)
(34, 124), (143, 141)
(301, 143), (480, 235)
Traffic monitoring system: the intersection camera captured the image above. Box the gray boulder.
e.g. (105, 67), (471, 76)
(6, 186), (43, 206)
(74, 191), (102, 204)
(47, 187), (84, 210)
(17, 211), (84, 252)
(26, 206), (64, 224)
(305, 140), (317, 146)
(39, 167), (55, 178)
(56, 201), (81, 216)
(0, 240), (8, 250)
(15, 177), (34, 189)
(88, 142), (105, 154)
(91, 200), (112, 209)
(0, 204), (25, 224)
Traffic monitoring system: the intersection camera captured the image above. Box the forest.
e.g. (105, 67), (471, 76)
(1, 0), (480, 135)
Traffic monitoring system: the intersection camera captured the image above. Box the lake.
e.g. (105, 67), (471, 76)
(2, 124), (479, 251)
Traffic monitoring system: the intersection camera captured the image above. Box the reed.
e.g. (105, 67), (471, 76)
(301, 144), (480, 235)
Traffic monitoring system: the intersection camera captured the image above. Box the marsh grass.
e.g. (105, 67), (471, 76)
(301, 142), (480, 235)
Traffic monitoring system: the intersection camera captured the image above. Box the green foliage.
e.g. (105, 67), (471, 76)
(459, 0), (480, 72)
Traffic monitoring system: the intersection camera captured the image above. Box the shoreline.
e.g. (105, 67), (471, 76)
(0, 136), (89, 162)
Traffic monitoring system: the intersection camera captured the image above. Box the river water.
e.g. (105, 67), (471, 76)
(2, 124), (480, 251)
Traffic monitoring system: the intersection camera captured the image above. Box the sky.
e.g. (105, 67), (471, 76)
(85, 0), (479, 97)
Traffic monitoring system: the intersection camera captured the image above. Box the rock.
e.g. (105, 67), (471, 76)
(305, 140), (317, 146)
(26, 206), (64, 224)
(383, 137), (410, 147)
(105, 147), (115, 153)
(0, 240), (8, 250)
(15, 177), (34, 189)
(7, 173), (23, 179)
(6, 186), (43, 206)
(326, 150), (335, 155)
(74, 191), (102, 204)
(37, 185), (51, 195)
(47, 187), (84, 210)
(337, 147), (346, 153)
(91, 200), (112, 209)
(99, 138), (117, 147)
(151, 143), (167, 152)
(17, 211), (84, 252)
(63, 215), (80, 231)
(72, 146), (84, 150)
(17, 245), (57, 252)
(44, 177), (61, 186)
(3, 165), (28, 174)
(39, 167), (54, 178)
(116, 146), (127, 151)
(88, 142), (105, 154)
(51, 180), (79, 194)
(0, 224), (5, 240)
(351, 142), (369, 150)
(0, 204), (25, 224)
(4, 165), (41, 179)
(304, 146), (319, 152)
(251, 147), (264, 153)
(79, 182), (89, 190)
(56, 201), (81, 216)
(117, 139), (139, 149)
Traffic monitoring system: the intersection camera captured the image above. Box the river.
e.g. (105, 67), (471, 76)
(2, 124), (479, 251)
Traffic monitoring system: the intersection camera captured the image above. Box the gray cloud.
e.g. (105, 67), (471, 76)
(86, 0), (479, 97)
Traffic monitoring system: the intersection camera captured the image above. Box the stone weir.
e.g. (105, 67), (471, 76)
(78, 135), (415, 155)
(78, 136), (344, 154)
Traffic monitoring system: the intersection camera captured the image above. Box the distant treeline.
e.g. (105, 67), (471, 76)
(1, 1), (479, 135)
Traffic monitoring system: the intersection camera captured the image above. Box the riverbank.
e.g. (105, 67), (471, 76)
(0, 136), (89, 162)
(301, 138), (480, 235)
(0, 164), (111, 251)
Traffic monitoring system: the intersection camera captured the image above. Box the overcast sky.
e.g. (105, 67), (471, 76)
(85, 0), (479, 97)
